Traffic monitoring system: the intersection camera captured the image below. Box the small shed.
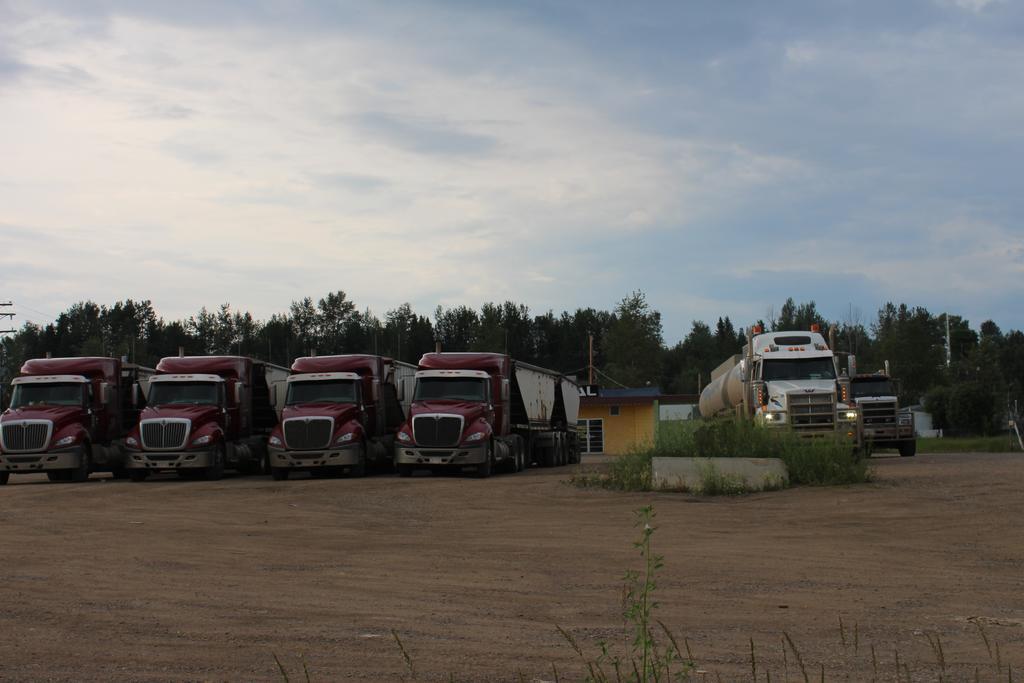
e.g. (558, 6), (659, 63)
(578, 387), (661, 455)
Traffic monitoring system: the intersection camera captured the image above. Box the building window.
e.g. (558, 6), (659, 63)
(577, 419), (604, 454)
(609, 405), (620, 416)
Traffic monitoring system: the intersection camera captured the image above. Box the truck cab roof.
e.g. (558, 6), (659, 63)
(156, 356), (251, 380)
(20, 357), (121, 385)
(418, 352), (510, 377)
(749, 331), (831, 356)
(290, 354), (387, 377)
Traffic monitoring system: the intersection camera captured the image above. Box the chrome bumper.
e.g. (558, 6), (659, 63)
(0, 445), (84, 472)
(269, 444), (362, 469)
(394, 443), (487, 466)
(126, 448), (215, 470)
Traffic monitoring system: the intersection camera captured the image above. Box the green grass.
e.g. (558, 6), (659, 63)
(917, 435), (1021, 453)
(573, 418), (870, 492)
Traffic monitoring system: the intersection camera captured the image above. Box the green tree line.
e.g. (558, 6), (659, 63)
(2, 293), (1021, 435)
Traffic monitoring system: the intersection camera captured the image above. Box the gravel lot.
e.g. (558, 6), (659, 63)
(0, 453), (1021, 681)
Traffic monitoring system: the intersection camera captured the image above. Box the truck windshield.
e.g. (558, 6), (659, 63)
(851, 379), (895, 398)
(762, 358), (837, 381)
(286, 380), (357, 405)
(415, 378), (487, 402)
(10, 383), (84, 408)
(149, 382), (221, 406)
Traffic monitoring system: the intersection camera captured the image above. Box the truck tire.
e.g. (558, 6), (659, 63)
(349, 443), (367, 478)
(205, 447), (225, 481)
(111, 468), (130, 480)
(474, 442), (493, 478)
(70, 446), (91, 483)
(397, 464), (413, 478)
(270, 467), (290, 481)
(541, 446), (556, 468)
(899, 440), (917, 458)
(129, 470), (149, 482)
(0, 472), (9, 485)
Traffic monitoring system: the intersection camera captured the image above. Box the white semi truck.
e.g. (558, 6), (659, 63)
(698, 325), (862, 446)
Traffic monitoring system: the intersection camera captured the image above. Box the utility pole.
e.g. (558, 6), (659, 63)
(945, 313), (952, 368)
(588, 334), (594, 385)
(0, 301), (14, 335)
(0, 302), (14, 406)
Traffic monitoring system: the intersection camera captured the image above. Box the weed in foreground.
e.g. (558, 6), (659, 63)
(557, 505), (692, 682)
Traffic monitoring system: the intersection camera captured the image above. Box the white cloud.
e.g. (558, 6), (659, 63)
(0, 8), (806, 328)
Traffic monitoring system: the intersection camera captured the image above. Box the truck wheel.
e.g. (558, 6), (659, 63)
(397, 464), (413, 478)
(70, 446), (91, 483)
(205, 448), (225, 481)
(0, 472), (9, 485)
(129, 470), (149, 482)
(899, 441), (917, 458)
(271, 467), (290, 481)
(350, 444), (367, 478)
(474, 443), (493, 479)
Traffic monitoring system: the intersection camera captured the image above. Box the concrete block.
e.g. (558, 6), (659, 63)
(651, 457), (788, 493)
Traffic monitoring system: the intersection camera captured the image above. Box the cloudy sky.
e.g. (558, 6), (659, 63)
(1, 0), (1022, 342)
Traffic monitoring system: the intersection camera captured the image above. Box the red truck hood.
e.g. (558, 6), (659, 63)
(1, 405), (85, 433)
(281, 402), (360, 423)
(141, 404), (221, 425)
(408, 400), (486, 423)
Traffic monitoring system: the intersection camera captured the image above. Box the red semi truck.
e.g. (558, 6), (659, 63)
(267, 354), (416, 480)
(124, 355), (288, 481)
(0, 357), (154, 484)
(394, 352), (580, 477)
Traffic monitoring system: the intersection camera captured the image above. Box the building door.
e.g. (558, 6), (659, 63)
(577, 418), (604, 454)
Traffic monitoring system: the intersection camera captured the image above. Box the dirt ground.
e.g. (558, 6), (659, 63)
(0, 453), (1022, 682)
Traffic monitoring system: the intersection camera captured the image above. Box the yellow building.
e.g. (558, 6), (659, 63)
(577, 387), (660, 455)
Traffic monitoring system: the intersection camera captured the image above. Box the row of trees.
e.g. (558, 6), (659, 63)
(2, 293), (1021, 435)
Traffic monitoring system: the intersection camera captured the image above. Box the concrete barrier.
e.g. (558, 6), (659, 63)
(651, 457), (788, 493)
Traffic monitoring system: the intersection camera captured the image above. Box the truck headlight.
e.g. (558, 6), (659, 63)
(126, 436), (138, 448)
(763, 412), (786, 423)
(464, 431), (486, 442)
(191, 434), (213, 447)
(335, 432), (354, 444)
(269, 435), (282, 447)
(54, 435), (78, 447)
(844, 410), (859, 421)
(397, 430), (412, 443)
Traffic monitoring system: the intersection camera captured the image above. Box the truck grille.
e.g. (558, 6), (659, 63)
(140, 419), (190, 450)
(788, 392), (835, 432)
(1, 421), (52, 453)
(283, 418), (333, 450)
(861, 401), (897, 426)
(413, 415), (463, 447)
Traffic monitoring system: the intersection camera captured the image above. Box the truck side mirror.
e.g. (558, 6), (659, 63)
(132, 383), (141, 408)
(234, 383), (245, 405)
(848, 355), (858, 377)
(100, 382), (112, 405)
(501, 379), (510, 402)
(371, 379), (380, 402)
